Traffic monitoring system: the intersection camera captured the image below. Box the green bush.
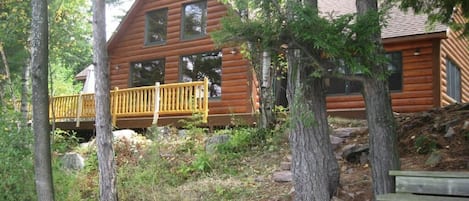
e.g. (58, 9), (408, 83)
(0, 111), (36, 201)
(414, 135), (437, 154)
(52, 129), (80, 153)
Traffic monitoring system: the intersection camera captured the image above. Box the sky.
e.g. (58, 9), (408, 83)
(105, 0), (135, 39)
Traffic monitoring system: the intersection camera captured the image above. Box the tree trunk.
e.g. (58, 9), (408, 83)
(21, 59), (31, 123)
(30, 0), (55, 200)
(92, 0), (118, 200)
(0, 43), (18, 111)
(356, 0), (400, 198)
(259, 50), (274, 129)
(286, 49), (340, 201)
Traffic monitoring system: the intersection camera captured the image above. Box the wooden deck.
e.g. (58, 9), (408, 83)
(50, 78), (209, 129)
(377, 170), (469, 201)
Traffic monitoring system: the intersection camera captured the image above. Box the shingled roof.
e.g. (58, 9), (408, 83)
(318, 0), (448, 39)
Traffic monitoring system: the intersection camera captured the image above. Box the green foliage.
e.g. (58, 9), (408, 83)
(52, 129), (80, 153)
(216, 127), (273, 154)
(414, 135), (437, 154)
(0, 111), (36, 200)
(52, 160), (82, 201)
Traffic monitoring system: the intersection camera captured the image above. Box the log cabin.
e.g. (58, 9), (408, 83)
(322, 0), (469, 118)
(54, 0), (469, 129)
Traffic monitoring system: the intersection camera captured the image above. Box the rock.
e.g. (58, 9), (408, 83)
(280, 161), (291, 170)
(330, 135), (344, 150)
(463, 121), (469, 130)
(61, 152), (85, 170)
(157, 126), (171, 138)
(254, 176), (265, 182)
(272, 171), (292, 182)
(342, 144), (369, 163)
(444, 127), (455, 138)
(332, 127), (365, 138)
(359, 151), (368, 165)
(113, 129), (137, 140)
(205, 134), (231, 154)
(425, 151), (442, 167)
(178, 129), (188, 138)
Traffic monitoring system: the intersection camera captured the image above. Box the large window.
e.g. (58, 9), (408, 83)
(327, 51), (403, 95)
(180, 51), (222, 98)
(130, 59), (165, 87)
(181, 1), (207, 40)
(446, 59), (461, 102)
(145, 9), (168, 45)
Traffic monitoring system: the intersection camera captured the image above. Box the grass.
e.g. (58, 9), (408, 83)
(50, 122), (292, 201)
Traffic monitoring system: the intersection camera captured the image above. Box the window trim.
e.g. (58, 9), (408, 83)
(129, 58), (166, 88)
(326, 51), (403, 95)
(179, 50), (222, 100)
(180, 0), (208, 41)
(144, 8), (168, 46)
(446, 58), (462, 102)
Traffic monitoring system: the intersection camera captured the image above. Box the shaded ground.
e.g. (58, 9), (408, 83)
(333, 103), (469, 201)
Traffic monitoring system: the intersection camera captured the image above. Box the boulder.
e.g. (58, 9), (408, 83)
(332, 127), (365, 138)
(61, 152), (85, 170)
(330, 135), (345, 150)
(444, 127), (455, 138)
(280, 161), (291, 170)
(425, 151), (442, 167)
(341, 144), (369, 163)
(113, 129), (137, 140)
(272, 171), (292, 182)
(205, 134), (231, 154)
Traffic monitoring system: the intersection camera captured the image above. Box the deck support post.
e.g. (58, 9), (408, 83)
(112, 87), (119, 127)
(76, 92), (83, 127)
(152, 82), (160, 125)
(203, 77), (209, 123)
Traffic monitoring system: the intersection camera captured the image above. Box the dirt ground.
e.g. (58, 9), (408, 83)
(336, 103), (469, 201)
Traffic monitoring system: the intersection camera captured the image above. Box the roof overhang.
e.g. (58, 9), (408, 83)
(382, 31), (447, 44)
(107, 0), (144, 50)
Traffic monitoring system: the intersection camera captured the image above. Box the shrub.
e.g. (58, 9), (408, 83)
(0, 111), (36, 201)
(414, 135), (437, 154)
(52, 129), (80, 153)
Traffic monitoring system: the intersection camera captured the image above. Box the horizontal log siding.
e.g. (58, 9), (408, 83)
(326, 39), (437, 113)
(440, 9), (469, 105)
(108, 0), (256, 117)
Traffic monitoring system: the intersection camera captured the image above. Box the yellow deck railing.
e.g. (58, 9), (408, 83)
(50, 78), (209, 127)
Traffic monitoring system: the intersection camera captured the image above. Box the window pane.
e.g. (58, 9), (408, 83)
(131, 59), (165, 87)
(387, 52), (403, 91)
(446, 59), (461, 102)
(182, 1), (207, 40)
(145, 9), (167, 45)
(326, 51), (403, 95)
(181, 51), (222, 98)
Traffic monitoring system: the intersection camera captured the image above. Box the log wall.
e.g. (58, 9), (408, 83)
(327, 39), (440, 113)
(107, 0), (257, 119)
(440, 9), (469, 106)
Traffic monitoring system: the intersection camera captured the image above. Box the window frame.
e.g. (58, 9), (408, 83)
(144, 8), (168, 46)
(326, 51), (403, 95)
(446, 59), (462, 102)
(180, 0), (208, 41)
(129, 58), (166, 88)
(179, 50), (222, 99)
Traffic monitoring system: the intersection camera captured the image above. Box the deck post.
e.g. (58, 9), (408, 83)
(112, 87), (119, 126)
(152, 82), (160, 125)
(203, 77), (209, 123)
(76, 92), (83, 127)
